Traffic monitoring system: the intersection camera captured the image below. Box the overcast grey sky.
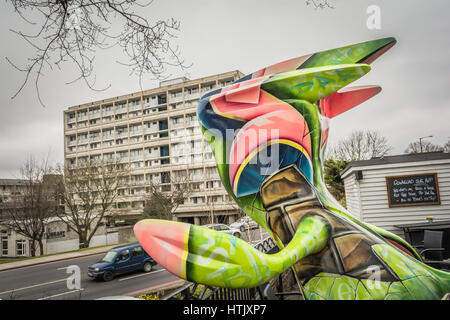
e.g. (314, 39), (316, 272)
(0, 0), (449, 178)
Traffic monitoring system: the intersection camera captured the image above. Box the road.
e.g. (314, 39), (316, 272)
(0, 252), (180, 300)
(0, 227), (269, 300)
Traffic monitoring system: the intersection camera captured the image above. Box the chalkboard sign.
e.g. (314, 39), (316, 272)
(386, 173), (440, 208)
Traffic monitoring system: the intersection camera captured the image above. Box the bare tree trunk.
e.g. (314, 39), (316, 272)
(38, 239), (44, 256)
(79, 235), (88, 249)
(30, 240), (36, 257)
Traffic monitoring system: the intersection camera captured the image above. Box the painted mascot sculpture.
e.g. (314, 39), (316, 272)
(134, 37), (450, 300)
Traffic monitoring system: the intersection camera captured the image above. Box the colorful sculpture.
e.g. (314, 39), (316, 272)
(134, 38), (450, 299)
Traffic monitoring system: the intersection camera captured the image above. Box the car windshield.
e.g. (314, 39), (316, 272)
(102, 251), (118, 263)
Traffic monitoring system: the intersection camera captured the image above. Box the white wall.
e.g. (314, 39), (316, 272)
(343, 175), (362, 220)
(89, 232), (119, 247)
(45, 232), (119, 254)
(343, 159), (450, 237)
(45, 239), (79, 255)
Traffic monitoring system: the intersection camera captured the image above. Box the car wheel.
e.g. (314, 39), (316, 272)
(103, 271), (114, 282)
(143, 262), (153, 273)
(233, 232), (241, 238)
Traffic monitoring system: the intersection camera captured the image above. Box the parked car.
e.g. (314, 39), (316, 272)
(230, 216), (258, 232)
(204, 224), (242, 238)
(88, 243), (157, 281)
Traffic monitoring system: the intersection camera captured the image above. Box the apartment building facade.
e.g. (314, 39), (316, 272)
(63, 70), (245, 226)
(0, 179), (27, 257)
(0, 179), (27, 214)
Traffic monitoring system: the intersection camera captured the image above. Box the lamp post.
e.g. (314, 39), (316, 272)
(419, 135), (433, 153)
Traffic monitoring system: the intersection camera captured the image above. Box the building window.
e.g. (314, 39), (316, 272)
(16, 240), (26, 256)
(160, 145), (169, 157)
(159, 119), (168, 131)
(161, 172), (170, 184)
(1, 235), (8, 256)
(157, 95), (166, 105)
(131, 161), (143, 168)
(161, 185), (171, 192)
(171, 117), (183, 125)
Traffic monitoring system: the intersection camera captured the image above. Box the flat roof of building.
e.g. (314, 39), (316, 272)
(64, 70), (244, 112)
(341, 152), (450, 176)
(0, 179), (28, 185)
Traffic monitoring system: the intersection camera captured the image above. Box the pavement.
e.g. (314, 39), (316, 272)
(0, 244), (121, 272)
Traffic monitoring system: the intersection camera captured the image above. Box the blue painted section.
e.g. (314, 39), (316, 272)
(235, 144), (312, 197)
(197, 99), (245, 137)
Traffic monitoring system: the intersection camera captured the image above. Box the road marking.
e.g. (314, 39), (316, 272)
(38, 288), (84, 300)
(0, 278), (67, 296)
(56, 266), (69, 270)
(0, 252), (106, 273)
(118, 269), (165, 282)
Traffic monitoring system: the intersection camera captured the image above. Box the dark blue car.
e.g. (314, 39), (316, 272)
(88, 243), (157, 281)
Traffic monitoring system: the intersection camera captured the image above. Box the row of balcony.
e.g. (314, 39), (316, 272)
(65, 107), (198, 133)
(65, 77), (235, 126)
(67, 95), (201, 124)
(67, 125), (203, 148)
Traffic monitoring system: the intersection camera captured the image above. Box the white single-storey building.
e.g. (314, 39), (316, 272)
(341, 152), (450, 237)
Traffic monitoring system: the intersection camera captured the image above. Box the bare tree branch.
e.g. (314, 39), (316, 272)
(0, 155), (61, 256)
(5, 0), (190, 106)
(56, 158), (129, 248)
(327, 130), (391, 161)
(142, 170), (192, 221)
(444, 139), (450, 153)
(305, 0), (334, 10)
(404, 141), (443, 154)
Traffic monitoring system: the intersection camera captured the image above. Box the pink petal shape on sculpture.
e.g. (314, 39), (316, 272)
(225, 83), (261, 104)
(320, 85), (382, 118)
(134, 219), (189, 279)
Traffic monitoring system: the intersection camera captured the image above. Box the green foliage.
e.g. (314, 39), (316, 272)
(136, 285), (206, 300)
(338, 197), (346, 208)
(142, 195), (169, 220)
(324, 159), (349, 205)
